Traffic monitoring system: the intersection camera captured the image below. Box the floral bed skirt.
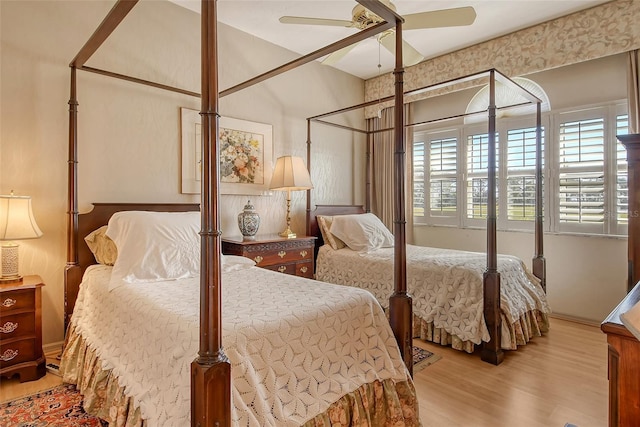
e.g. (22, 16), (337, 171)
(60, 324), (420, 427)
(414, 309), (549, 353)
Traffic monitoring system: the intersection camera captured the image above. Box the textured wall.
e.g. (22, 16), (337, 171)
(0, 0), (365, 346)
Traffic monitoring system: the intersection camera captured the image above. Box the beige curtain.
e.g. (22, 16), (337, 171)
(368, 104), (414, 244)
(629, 49), (640, 134)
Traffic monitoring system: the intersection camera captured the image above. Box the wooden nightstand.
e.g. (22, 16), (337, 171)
(0, 275), (46, 382)
(222, 235), (316, 279)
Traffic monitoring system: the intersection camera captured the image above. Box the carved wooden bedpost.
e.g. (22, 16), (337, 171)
(191, 1), (231, 426)
(481, 70), (504, 365)
(306, 119), (312, 236)
(387, 19), (413, 376)
(65, 66), (80, 334)
(532, 101), (546, 291)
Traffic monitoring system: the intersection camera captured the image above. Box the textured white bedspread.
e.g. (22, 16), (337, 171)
(316, 244), (550, 346)
(70, 264), (409, 427)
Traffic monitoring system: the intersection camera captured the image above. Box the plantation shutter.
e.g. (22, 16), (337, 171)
(413, 141), (426, 218)
(558, 117), (605, 225)
(506, 127), (543, 221)
(430, 137), (457, 216)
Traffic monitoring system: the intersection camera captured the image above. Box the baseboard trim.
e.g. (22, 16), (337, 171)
(549, 312), (601, 327)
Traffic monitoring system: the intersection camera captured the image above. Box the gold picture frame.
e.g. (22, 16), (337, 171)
(181, 107), (273, 195)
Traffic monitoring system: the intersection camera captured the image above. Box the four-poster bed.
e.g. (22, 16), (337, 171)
(305, 69), (549, 363)
(61, 0), (419, 426)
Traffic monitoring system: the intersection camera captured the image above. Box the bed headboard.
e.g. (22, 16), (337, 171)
(65, 203), (200, 330)
(309, 204), (365, 259)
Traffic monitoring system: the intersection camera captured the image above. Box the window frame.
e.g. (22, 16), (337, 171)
(411, 100), (628, 237)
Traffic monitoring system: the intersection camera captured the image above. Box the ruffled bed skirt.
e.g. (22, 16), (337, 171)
(414, 309), (550, 353)
(60, 324), (420, 427)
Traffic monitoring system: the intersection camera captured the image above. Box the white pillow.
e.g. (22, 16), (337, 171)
(106, 211), (200, 289)
(329, 213), (394, 252)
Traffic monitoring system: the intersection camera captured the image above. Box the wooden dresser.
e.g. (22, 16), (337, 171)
(601, 282), (640, 426)
(0, 275), (46, 382)
(222, 235), (316, 279)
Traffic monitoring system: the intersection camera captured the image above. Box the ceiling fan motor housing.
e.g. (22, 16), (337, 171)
(351, 0), (396, 29)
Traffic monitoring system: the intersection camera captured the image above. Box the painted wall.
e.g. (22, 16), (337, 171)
(0, 1), (366, 346)
(412, 54), (629, 323)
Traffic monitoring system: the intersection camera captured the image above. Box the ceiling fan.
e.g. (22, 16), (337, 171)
(279, 0), (476, 67)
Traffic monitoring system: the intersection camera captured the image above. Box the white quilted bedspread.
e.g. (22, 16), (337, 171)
(70, 264), (409, 427)
(316, 244), (550, 345)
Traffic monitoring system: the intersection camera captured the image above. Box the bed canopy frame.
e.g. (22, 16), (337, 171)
(64, 1), (410, 425)
(305, 68), (545, 366)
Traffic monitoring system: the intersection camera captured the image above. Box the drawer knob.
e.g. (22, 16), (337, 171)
(1, 349), (18, 362)
(0, 321), (18, 334)
(254, 256), (263, 264)
(300, 266), (308, 273)
(2, 298), (17, 308)
(300, 250), (308, 258)
(278, 251), (286, 258)
(278, 266), (287, 273)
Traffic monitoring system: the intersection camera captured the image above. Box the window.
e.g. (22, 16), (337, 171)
(506, 126), (544, 222)
(413, 131), (459, 225)
(412, 101), (627, 236)
(557, 115), (606, 232)
(616, 114), (629, 229)
(430, 137), (457, 217)
(466, 132), (498, 220)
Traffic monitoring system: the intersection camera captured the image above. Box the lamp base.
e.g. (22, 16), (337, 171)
(0, 275), (23, 284)
(279, 228), (297, 239)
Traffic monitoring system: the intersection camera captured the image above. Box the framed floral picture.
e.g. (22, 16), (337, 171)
(181, 108), (273, 195)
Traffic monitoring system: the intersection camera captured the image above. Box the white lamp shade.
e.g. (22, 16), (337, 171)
(0, 195), (43, 240)
(269, 156), (314, 191)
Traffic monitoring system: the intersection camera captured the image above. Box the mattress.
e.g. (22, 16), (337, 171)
(316, 244), (550, 351)
(61, 261), (414, 426)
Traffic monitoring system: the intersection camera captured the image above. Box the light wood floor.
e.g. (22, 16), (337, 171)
(1, 318), (608, 426)
(413, 317), (609, 426)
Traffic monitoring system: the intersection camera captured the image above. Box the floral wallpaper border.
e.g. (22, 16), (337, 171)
(364, 0), (640, 118)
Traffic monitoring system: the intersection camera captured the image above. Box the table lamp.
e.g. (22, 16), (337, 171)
(0, 193), (43, 283)
(269, 156), (313, 238)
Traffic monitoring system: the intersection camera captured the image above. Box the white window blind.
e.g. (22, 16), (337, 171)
(558, 117), (605, 225)
(616, 114), (629, 226)
(506, 127), (544, 221)
(430, 137), (457, 216)
(413, 141), (425, 218)
(467, 133), (498, 219)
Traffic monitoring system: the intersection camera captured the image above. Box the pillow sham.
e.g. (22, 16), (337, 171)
(329, 213), (394, 252)
(106, 211), (200, 289)
(84, 225), (118, 265)
(317, 215), (346, 250)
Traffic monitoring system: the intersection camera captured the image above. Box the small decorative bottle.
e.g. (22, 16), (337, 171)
(238, 200), (260, 240)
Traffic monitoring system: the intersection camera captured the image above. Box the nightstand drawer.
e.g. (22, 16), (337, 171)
(0, 289), (34, 314)
(254, 247), (312, 267)
(264, 263), (297, 275)
(0, 338), (36, 369)
(296, 261), (314, 278)
(0, 312), (35, 340)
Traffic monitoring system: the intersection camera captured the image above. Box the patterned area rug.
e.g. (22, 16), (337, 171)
(413, 345), (441, 372)
(0, 384), (107, 427)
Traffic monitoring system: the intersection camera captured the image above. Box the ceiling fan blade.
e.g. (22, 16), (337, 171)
(321, 43), (359, 66)
(279, 16), (354, 27)
(379, 33), (425, 67)
(403, 6), (476, 30)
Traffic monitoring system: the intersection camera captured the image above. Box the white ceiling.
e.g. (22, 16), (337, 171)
(169, 0), (611, 80)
